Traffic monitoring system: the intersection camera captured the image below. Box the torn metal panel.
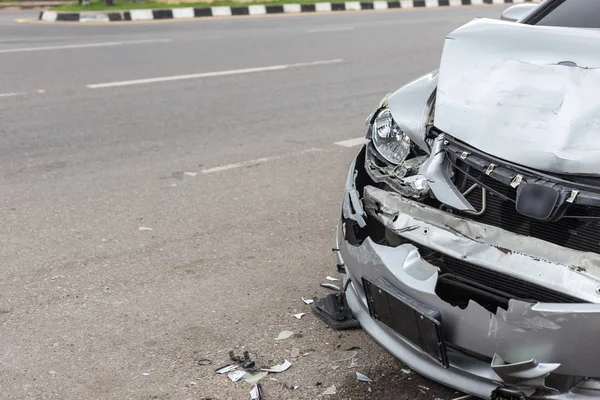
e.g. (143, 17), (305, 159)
(435, 18), (600, 175)
(387, 70), (438, 154)
(364, 143), (429, 199)
(491, 354), (560, 388)
(338, 185), (600, 378)
(362, 185), (600, 302)
(342, 157), (366, 227)
(344, 271), (501, 400)
(419, 135), (475, 212)
(340, 234), (600, 379)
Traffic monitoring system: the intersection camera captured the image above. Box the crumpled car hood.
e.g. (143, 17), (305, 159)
(434, 18), (600, 175)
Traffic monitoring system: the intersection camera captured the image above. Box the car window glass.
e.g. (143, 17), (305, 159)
(536, 0), (600, 28)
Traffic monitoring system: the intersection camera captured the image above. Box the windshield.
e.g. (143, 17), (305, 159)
(536, 0), (600, 28)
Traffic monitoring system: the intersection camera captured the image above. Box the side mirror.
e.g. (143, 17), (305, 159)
(500, 4), (537, 22)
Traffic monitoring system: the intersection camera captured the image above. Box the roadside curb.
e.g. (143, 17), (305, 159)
(38, 0), (538, 22)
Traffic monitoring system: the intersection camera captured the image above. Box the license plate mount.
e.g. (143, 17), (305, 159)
(362, 277), (449, 367)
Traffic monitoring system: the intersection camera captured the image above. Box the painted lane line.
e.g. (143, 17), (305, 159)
(0, 90), (46, 99)
(87, 59), (343, 89)
(0, 38), (171, 54)
(307, 26), (354, 33)
(201, 148), (323, 174)
(335, 137), (368, 147)
(0, 92), (24, 98)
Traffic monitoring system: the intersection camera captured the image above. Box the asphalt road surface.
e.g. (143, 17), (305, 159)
(0, 6), (508, 400)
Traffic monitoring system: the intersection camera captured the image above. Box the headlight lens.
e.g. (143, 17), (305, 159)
(371, 108), (411, 165)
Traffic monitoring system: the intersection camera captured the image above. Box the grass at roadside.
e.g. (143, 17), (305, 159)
(53, 0), (344, 11)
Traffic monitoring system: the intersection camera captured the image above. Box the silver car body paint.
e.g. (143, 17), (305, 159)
(387, 70), (437, 154)
(338, 8), (600, 399)
(418, 135), (475, 212)
(500, 3), (538, 23)
(338, 187), (600, 397)
(435, 18), (600, 175)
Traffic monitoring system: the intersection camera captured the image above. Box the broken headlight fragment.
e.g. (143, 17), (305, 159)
(371, 108), (411, 165)
(365, 105), (430, 199)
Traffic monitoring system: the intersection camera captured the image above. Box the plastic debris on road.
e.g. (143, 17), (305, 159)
(356, 372), (373, 382)
(348, 360), (360, 369)
(261, 359), (292, 373)
(330, 350), (358, 362)
(243, 371), (268, 385)
(184, 172), (197, 177)
(401, 368), (412, 374)
(142, 372), (150, 376)
(275, 330), (294, 341)
(138, 227), (153, 231)
(418, 385), (430, 391)
(249, 383), (263, 400)
(197, 358), (212, 366)
(451, 396), (473, 400)
(320, 283), (341, 291)
(229, 350), (256, 369)
(293, 313), (305, 319)
(228, 370), (246, 382)
(215, 364), (237, 374)
(322, 385), (337, 395)
(326, 276), (340, 281)
(302, 297), (314, 305)
(290, 348), (300, 358)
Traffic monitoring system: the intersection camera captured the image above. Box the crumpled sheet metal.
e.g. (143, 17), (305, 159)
(435, 18), (600, 174)
(344, 278), (500, 399)
(339, 185), (600, 377)
(387, 70), (437, 154)
(342, 156), (366, 227)
(418, 135), (474, 212)
(491, 353), (560, 389)
(363, 185), (600, 300)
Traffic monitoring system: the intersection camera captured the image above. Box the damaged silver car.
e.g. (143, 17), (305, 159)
(335, 1), (600, 399)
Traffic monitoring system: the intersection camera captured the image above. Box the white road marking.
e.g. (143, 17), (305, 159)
(0, 92), (23, 98)
(307, 26), (354, 33)
(0, 90), (46, 99)
(87, 59), (343, 89)
(0, 39), (171, 54)
(201, 148), (323, 174)
(334, 137), (368, 147)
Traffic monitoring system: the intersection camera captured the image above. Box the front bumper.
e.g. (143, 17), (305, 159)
(338, 155), (600, 399)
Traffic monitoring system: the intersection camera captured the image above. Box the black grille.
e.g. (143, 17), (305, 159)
(451, 158), (600, 255)
(441, 256), (583, 304)
(463, 183), (600, 254)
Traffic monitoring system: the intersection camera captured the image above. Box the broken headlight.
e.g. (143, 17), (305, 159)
(371, 108), (411, 165)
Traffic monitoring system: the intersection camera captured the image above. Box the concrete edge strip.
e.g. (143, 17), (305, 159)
(39, 0), (539, 22)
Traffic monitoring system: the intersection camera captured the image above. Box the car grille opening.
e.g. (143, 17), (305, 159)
(454, 160), (600, 255)
(362, 216), (587, 313)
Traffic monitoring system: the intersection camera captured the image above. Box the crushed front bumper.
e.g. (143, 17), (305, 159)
(337, 155), (600, 399)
